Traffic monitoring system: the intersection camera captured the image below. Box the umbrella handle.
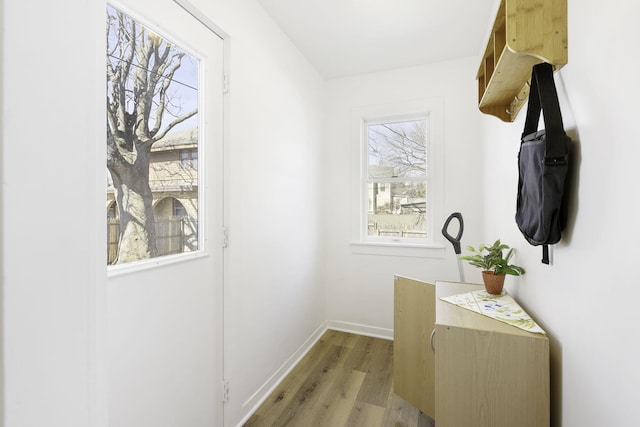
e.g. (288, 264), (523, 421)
(442, 212), (464, 255)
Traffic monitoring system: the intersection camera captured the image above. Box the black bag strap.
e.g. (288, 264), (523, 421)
(522, 62), (567, 266)
(522, 62), (567, 163)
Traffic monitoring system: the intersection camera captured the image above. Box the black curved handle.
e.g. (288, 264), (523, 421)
(442, 212), (464, 255)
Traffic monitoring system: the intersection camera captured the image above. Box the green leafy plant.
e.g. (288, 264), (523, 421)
(460, 240), (525, 276)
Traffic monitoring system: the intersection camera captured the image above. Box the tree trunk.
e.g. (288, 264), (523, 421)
(109, 146), (157, 264)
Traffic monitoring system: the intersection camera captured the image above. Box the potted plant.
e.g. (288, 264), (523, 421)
(460, 240), (525, 295)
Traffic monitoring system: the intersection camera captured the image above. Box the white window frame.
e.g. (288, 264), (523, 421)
(106, 1), (210, 275)
(350, 98), (445, 258)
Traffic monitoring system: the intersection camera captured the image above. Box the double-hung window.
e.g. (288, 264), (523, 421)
(351, 98), (444, 256)
(365, 116), (427, 242)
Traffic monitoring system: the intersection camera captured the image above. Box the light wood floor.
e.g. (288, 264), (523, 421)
(243, 330), (434, 427)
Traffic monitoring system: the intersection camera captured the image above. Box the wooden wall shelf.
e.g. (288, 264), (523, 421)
(477, 0), (568, 122)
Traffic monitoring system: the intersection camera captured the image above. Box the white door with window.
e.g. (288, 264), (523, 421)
(106, 0), (225, 425)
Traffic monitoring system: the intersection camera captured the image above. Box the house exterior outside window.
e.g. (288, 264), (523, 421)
(106, 127), (199, 264)
(365, 117), (427, 242)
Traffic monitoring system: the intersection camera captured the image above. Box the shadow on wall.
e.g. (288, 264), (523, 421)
(532, 315), (563, 427)
(555, 72), (581, 248)
(0, 0), (5, 421)
(549, 333), (563, 427)
(562, 127), (581, 248)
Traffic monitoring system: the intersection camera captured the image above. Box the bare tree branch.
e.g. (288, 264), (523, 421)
(106, 4), (199, 263)
(368, 121), (426, 177)
(149, 109), (198, 147)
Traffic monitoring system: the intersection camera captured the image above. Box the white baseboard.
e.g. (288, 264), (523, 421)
(234, 320), (394, 427)
(326, 320), (394, 340)
(236, 321), (329, 427)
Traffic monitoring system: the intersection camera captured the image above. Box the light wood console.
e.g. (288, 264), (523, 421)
(393, 277), (549, 426)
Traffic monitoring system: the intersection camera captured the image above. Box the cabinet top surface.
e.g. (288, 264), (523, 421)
(435, 281), (547, 340)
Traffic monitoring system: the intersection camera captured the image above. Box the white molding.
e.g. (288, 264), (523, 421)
(350, 97), (446, 252)
(235, 320), (394, 426)
(326, 320), (394, 340)
(173, 0), (229, 40)
(349, 241), (445, 258)
(236, 322), (329, 427)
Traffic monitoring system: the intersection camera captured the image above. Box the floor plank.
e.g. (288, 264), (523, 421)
(300, 368), (365, 427)
(355, 338), (394, 407)
(255, 344), (348, 427)
(244, 330), (434, 427)
(345, 401), (385, 427)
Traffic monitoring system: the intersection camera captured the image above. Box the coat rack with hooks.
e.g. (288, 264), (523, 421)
(477, 0), (568, 122)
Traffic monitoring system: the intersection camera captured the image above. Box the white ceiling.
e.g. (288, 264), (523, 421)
(257, 0), (499, 79)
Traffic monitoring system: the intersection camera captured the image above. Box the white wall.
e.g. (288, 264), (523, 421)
(1, 0), (106, 426)
(324, 57), (486, 334)
(481, 1), (640, 426)
(0, 0), (5, 422)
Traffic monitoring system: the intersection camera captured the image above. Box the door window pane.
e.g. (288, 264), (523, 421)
(106, 4), (200, 265)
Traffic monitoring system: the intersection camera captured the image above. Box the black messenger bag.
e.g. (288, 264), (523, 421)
(516, 62), (570, 264)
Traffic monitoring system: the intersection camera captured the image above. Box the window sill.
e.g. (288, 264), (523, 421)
(107, 250), (208, 278)
(350, 241), (445, 258)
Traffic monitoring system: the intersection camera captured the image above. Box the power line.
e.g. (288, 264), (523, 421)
(107, 53), (198, 92)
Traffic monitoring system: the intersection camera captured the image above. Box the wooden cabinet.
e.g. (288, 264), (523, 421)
(477, 0), (568, 122)
(393, 276), (436, 418)
(393, 278), (549, 427)
(434, 281), (549, 427)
